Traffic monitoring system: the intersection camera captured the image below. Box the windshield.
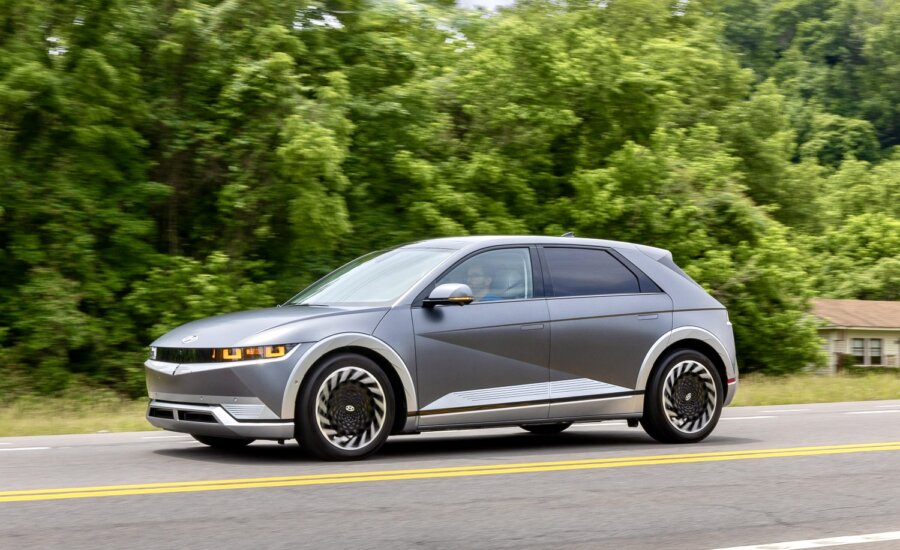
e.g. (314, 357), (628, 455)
(286, 248), (455, 306)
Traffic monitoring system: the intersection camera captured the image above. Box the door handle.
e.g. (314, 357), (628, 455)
(521, 323), (545, 331)
(637, 314), (659, 320)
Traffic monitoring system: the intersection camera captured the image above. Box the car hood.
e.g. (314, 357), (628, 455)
(150, 306), (390, 349)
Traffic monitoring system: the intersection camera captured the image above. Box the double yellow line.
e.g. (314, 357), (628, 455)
(3, 441), (899, 503)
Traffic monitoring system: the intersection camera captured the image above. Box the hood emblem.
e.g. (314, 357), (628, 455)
(181, 335), (199, 344)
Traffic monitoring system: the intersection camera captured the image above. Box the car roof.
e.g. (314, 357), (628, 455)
(402, 235), (669, 259)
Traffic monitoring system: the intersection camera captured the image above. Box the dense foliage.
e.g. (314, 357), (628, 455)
(1, 0), (897, 396)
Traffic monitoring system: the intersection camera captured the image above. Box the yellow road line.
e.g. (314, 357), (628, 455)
(3, 441), (899, 503)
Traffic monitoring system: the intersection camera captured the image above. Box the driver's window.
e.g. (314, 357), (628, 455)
(437, 248), (533, 302)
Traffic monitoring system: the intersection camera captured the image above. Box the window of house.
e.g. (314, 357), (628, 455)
(851, 338), (865, 364)
(543, 248), (640, 297)
(869, 339), (882, 366)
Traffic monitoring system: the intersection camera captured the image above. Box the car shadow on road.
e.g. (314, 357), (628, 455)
(379, 431), (756, 460)
(153, 444), (309, 464)
(152, 430), (758, 466)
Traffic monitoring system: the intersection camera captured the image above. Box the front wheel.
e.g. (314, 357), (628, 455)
(641, 349), (723, 443)
(296, 352), (395, 461)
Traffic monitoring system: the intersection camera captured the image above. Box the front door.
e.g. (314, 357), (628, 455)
(411, 247), (551, 427)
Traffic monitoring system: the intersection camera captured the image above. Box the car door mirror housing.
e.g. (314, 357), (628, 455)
(424, 283), (475, 307)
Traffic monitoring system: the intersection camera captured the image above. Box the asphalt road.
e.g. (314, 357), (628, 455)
(1, 400), (899, 550)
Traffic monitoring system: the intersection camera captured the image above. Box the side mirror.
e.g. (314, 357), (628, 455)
(423, 283), (475, 307)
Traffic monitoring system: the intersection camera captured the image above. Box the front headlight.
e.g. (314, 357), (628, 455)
(152, 344), (297, 364)
(212, 345), (292, 361)
(149, 346), (158, 360)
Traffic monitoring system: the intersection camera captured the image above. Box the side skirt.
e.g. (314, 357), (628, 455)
(416, 412), (643, 432)
(408, 392), (644, 430)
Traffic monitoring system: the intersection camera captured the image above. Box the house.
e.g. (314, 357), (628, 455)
(811, 298), (900, 372)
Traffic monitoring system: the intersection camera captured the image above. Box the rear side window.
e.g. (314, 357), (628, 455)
(544, 247), (639, 297)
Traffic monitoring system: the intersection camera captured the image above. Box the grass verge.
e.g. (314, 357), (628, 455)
(0, 393), (152, 437)
(730, 371), (900, 406)
(0, 372), (897, 436)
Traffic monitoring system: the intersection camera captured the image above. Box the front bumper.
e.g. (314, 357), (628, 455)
(147, 400), (295, 440)
(144, 343), (311, 440)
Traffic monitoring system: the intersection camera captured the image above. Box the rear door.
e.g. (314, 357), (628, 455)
(411, 247), (551, 427)
(540, 246), (673, 419)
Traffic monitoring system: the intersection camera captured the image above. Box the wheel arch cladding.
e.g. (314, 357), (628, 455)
(636, 326), (733, 393)
(280, 333), (417, 421)
(295, 346), (409, 435)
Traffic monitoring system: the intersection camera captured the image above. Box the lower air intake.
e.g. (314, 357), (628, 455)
(179, 411), (217, 423)
(148, 407), (174, 420)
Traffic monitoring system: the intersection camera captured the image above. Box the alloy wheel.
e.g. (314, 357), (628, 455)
(661, 360), (718, 434)
(314, 366), (387, 451)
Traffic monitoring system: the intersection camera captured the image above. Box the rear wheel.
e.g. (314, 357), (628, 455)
(641, 349), (723, 443)
(191, 434), (254, 449)
(520, 422), (572, 435)
(296, 352), (395, 461)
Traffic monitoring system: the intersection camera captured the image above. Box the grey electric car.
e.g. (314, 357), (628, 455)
(145, 236), (738, 460)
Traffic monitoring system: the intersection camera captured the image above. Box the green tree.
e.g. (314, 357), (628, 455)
(0, 0), (164, 392)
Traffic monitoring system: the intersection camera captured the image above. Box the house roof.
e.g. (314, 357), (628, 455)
(811, 298), (900, 329)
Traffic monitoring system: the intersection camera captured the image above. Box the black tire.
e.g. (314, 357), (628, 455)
(191, 434), (255, 449)
(641, 349), (723, 444)
(520, 422), (572, 435)
(296, 352), (395, 461)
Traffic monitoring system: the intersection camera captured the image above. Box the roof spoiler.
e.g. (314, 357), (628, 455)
(633, 243), (669, 261)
